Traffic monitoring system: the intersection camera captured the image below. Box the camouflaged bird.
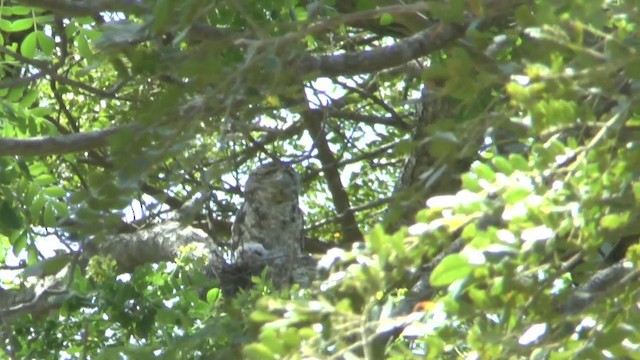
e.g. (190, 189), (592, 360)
(231, 161), (304, 284)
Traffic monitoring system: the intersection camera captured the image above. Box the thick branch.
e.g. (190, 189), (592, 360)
(87, 221), (220, 272)
(302, 110), (364, 244)
(556, 260), (639, 315)
(0, 10), (504, 160)
(301, 140), (399, 183)
(15, 0), (147, 16)
(0, 222), (220, 322)
(295, 22), (466, 78)
(325, 109), (411, 131)
(0, 126), (127, 157)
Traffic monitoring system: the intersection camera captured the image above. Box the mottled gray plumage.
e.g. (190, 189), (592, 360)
(231, 162), (304, 280)
(234, 242), (269, 264)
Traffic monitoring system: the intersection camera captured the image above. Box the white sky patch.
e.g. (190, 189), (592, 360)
(407, 222), (430, 236)
(461, 248), (486, 265)
(425, 195), (458, 208)
(519, 323), (547, 345)
(503, 202), (528, 220)
(521, 225), (554, 243)
(123, 195), (166, 223)
(401, 302), (447, 337)
(551, 277), (569, 294)
(117, 273), (131, 282)
(305, 77), (347, 107)
(163, 296), (181, 308)
(425, 190), (485, 210)
(575, 317), (596, 334)
(511, 75), (530, 85)
(496, 229), (517, 244)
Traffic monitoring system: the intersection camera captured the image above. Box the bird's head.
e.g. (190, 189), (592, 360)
(244, 161), (300, 203)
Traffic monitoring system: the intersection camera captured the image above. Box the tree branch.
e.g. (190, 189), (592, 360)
(0, 221), (220, 323)
(0, 126), (128, 157)
(294, 21), (466, 78)
(324, 109), (411, 131)
(87, 221), (220, 273)
(15, 0), (148, 17)
(302, 109), (364, 244)
(556, 260), (639, 315)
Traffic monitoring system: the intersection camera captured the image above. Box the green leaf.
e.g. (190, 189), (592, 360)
(468, 287), (491, 309)
(599, 212), (630, 230)
(22, 253), (72, 278)
(34, 174), (55, 186)
(42, 186), (65, 198)
(8, 18), (34, 32)
(50, 200), (69, 220)
(11, 231), (27, 254)
(429, 132), (459, 159)
(30, 193), (46, 218)
(0, 20), (12, 33)
(594, 324), (633, 349)
(367, 224), (386, 255)
(356, 0), (375, 11)
(77, 34), (94, 60)
(190, 300), (210, 318)
(36, 32), (55, 56)
(293, 6), (308, 22)
(461, 173), (482, 192)
(20, 31), (37, 58)
(380, 13), (394, 26)
(25, 182), (40, 205)
(472, 162), (496, 182)
(393, 139), (415, 156)
(30, 107), (54, 117)
(492, 156), (513, 175)
(152, 0), (174, 33)
(250, 310), (279, 323)
(0, 201), (22, 230)
(3, 6), (33, 16)
(633, 182), (640, 204)
(43, 202), (57, 227)
(243, 344), (276, 360)
(155, 308), (177, 325)
(20, 89), (39, 108)
(429, 0), (465, 23)
(430, 253), (474, 287)
(509, 153), (529, 171)
(515, 4), (537, 26)
(206, 288), (221, 304)
(503, 187), (531, 204)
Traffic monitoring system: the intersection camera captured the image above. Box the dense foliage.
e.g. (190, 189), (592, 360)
(1, 0), (639, 359)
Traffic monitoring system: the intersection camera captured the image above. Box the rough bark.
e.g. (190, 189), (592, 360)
(0, 220), (318, 324)
(0, 222), (219, 323)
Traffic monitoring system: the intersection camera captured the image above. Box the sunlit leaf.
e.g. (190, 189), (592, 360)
(599, 212), (630, 230)
(380, 13), (394, 26)
(430, 254), (474, 287)
(472, 162), (496, 182)
(42, 186), (65, 198)
(243, 344), (276, 360)
(43, 202), (57, 227)
(36, 32), (54, 56)
(20, 31), (37, 58)
(8, 18), (34, 32)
